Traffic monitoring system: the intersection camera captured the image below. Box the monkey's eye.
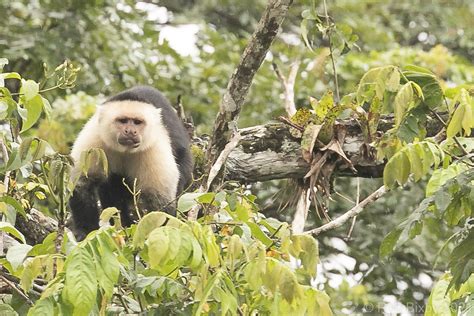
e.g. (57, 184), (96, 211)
(116, 118), (128, 124)
(133, 119), (144, 125)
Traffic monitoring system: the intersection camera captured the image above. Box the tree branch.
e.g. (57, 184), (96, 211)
(303, 186), (387, 236)
(206, 0), (293, 177)
(15, 208), (58, 245)
(219, 113), (447, 182)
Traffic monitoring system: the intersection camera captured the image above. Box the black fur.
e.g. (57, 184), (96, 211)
(69, 86), (192, 241)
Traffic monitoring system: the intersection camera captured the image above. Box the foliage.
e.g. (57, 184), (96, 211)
(0, 61), (332, 315)
(1, 0), (474, 314)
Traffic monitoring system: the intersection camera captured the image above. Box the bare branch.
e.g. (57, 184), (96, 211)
(303, 186), (387, 236)
(207, 132), (242, 190)
(207, 0), (293, 174)
(272, 61), (300, 117)
(0, 272), (33, 305)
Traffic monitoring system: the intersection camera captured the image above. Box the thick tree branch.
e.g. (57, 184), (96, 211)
(220, 114), (445, 182)
(207, 0), (293, 175)
(15, 209), (58, 245)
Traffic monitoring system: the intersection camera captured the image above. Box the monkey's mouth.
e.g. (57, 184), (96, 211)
(118, 137), (140, 148)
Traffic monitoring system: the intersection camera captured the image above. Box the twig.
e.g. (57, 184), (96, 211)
(272, 61), (300, 117)
(10, 84), (62, 96)
(188, 133), (242, 220)
(206, 132), (242, 190)
(266, 224), (285, 251)
(54, 160), (68, 276)
(323, 0), (340, 103)
(345, 178), (360, 240)
(115, 293), (130, 314)
(304, 185), (386, 236)
(277, 116), (304, 131)
(122, 178), (142, 221)
(0, 273), (33, 306)
(334, 191), (354, 204)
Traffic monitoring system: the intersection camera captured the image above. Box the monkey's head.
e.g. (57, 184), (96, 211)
(97, 101), (163, 153)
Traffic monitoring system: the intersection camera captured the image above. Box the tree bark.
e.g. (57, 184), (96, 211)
(218, 114), (444, 182)
(207, 0), (293, 176)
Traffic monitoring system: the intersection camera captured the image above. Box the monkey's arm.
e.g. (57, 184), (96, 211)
(69, 175), (103, 241)
(138, 191), (176, 217)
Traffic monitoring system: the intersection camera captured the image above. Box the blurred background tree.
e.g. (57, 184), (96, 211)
(1, 0), (473, 313)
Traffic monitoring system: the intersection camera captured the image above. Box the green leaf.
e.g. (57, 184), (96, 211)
(3, 138), (54, 172)
(62, 245), (97, 316)
(379, 228), (403, 258)
(93, 233), (120, 298)
(0, 196), (26, 217)
(312, 91), (334, 122)
(177, 192), (209, 213)
(408, 220), (423, 239)
(99, 207), (119, 225)
(383, 158), (397, 188)
(394, 82), (414, 127)
(407, 146), (423, 181)
(0, 222), (26, 243)
(6, 244), (32, 271)
(426, 164), (468, 196)
(447, 89), (474, 137)
(0, 72), (21, 88)
(403, 65), (443, 109)
(0, 304), (18, 316)
(395, 151), (410, 185)
(434, 189), (452, 212)
(193, 224), (220, 268)
(290, 235), (319, 277)
(21, 95), (44, 133)
(195, 270), (222, 315)
(147, 227), (173, 270)
(20, 256), (43, 292)
(188, 236), (203, 269)
(428, 278), (452, 315)
(132, 211), (173, 249)
(447, 101), (466, 137)
(278, 264), (303, 302)
(386, 67), (400, 92)
(27, 297), (55, 316)
(20, 79), (39, 101)
(246, 222), (273, 247)
(226, 234), (243, 266)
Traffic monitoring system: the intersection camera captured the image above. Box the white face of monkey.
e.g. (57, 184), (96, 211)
(97, 101), (162, 153)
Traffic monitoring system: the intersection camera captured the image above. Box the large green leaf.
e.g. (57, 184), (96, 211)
(62, 246), (97, 316)
(403, 65), (443, 109)
(27, 298), (55, 316)
(20, 95), (44, 133)
(132, 211), (172, 249)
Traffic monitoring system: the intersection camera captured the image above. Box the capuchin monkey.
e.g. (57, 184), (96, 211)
(69, 86), (193, 240)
